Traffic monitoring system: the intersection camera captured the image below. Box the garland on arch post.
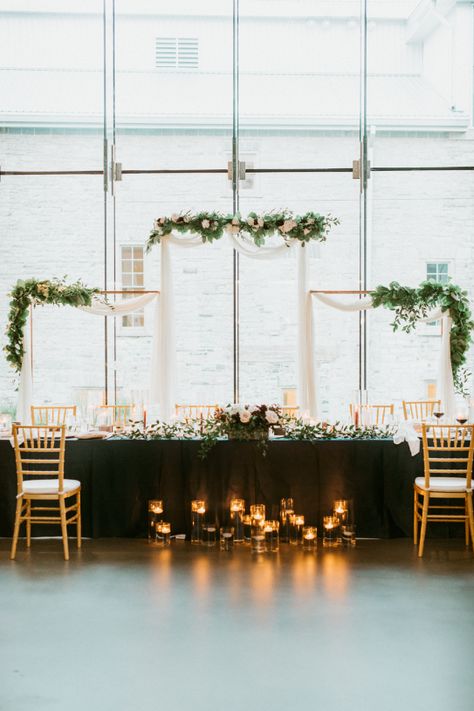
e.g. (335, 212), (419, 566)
(371, 280), (473, 393)
(5, 278), (99, 374)
(146, 209), (340, 250)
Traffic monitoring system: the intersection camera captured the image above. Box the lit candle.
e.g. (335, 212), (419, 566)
(156, 521), (171, 546)
(250, 504), (265, 524)
(333, 500), (349, 523)
(302, 526), (317, 551)
(264, 520), (280, 553)
(290, 514), (305, 545)
(148, 499), (164, 541)
(230, 498), (245, 542)
(191, 500), (206, 544)
(323, 515), (341, 547)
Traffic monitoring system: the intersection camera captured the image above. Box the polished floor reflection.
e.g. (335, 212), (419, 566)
(1, 539), (473, 711)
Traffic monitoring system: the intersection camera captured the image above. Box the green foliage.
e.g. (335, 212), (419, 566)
(5, 278), (99, 373)
(146, 210), (339, 251)
(283, 418), (396, 441)
(125, 420), (196, 440)
(371, 280), (473, 392)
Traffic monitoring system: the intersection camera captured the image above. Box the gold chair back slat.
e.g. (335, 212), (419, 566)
(94, 404), (136, 428)
(13, 425), (66, 495)
(349, 403), (394, 425)
(421, 424), (474, 489)
(403, 400), (440, 421)
(31, 405), (76, 426)
(175, 404), (218, 420)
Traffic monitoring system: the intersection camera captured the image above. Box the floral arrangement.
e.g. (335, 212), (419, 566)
(5, 278), (99, 373)
(371, 280), (473, 393)
(147, 210), (339, 250)
(283, 418), (396, 442)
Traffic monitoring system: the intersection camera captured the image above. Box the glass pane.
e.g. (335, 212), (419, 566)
(0, 1), (103, 171)
(369, 171), (474, 408)
(0, 175), (104, 412)
(114, 1), (233, 169)
(239, 173), (359, 413)
(114, 175), (233, 406)
(367, 1), (474, 167)
(239, 0), (360, 168)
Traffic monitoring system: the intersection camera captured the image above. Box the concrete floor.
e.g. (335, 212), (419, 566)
(1, 538), (473, 711)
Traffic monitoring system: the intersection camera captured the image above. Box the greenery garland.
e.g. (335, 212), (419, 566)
(5, 278), (99, 373)
(124, 414), (396, 459)
(147, 209), (339, 251)
(371, 280), (473, 392)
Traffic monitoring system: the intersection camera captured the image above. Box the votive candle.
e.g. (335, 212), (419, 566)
(191, 500), (206, 544)
(302, 526), (317, 552)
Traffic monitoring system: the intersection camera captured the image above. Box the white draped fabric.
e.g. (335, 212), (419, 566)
(155, 233), (313, 421)
(16, 293), (160, 424)
(312, 293), (456, 419)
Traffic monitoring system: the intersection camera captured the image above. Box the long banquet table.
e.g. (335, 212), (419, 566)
(0, 437), (432, 540)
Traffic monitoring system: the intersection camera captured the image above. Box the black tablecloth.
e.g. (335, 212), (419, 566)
(0, 438), (427, 539)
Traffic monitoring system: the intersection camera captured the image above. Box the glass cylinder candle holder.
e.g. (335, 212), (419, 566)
(220, 526), (234, 551)
(202, 522), (218, 547)
(302, 526), (317, 552)
(148, 499), (164, 541)
(250, 504), (265, 525)
(191, 500), (206, 544)
(155, 521), (171, 546)
(289, 514), (305, 545)
(323, 515), (341, 547)
(230, 498), (245, 542)
(333, 500), (349, 524)
(251, 520), (266, 554)
(242, 514), (252, 543)
(264, 520), (280, 552)
(280, 498), (294, 543)
(341, 524), (356, 547)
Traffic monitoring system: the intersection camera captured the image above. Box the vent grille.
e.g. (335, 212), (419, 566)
(155, 37), (199, 69)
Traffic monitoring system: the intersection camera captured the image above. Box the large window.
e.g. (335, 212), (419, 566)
(0, 0), (473, 417)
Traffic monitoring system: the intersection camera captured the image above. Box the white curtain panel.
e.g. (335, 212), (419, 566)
(17, 293), (159, 424)
(312, 293), (455, 418)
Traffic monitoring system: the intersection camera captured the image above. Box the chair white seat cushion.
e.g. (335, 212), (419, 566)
(22, 479), (81, 495)
(415, 477), (474, 493)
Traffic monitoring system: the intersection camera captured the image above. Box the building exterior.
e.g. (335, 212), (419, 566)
(0, 0), (473, 419)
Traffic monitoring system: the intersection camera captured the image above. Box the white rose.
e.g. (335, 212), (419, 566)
(247, 217), (255, 226)
(265, 410), (279, 424)
(183, 215), (191, 223)
(240, 410), (251, 423)
(225, 224), (240, 234)
(171, 213), (179, 221)
(159, 217), (166, 225)
(201, 219), (210, 229)
(257, 218), (264, 228)
(250, 405), (260, 414)
(232, 217), (240, 226)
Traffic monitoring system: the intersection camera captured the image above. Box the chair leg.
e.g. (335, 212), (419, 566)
(76, 490), (82, 549)
(59, 496), (69, 561)
(413, 488), (418, 545)
(466, 492), (474, 554)
(10, 497), (23, 560)
(26, 500), (31, 548)
(465, 499), (470, 546)
(418, 493), (430, 558)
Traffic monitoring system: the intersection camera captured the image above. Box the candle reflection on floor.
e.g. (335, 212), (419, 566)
(320, 552), (349, 600)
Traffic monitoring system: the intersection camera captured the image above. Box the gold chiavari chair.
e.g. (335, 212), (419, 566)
(31, 405), (77, 425)
(10, 424), (81, 561)
(280, 406), (300, 418)
(349, 403), (394, 425)
(402, 399), (441, 421)
(175, 405), (218, 421)
(94, 404), (135, 429)
(414, 424), (474, 557)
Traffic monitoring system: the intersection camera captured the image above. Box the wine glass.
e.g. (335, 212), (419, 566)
(456, 414), (468, 425)
(433, 410), (444, 422)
